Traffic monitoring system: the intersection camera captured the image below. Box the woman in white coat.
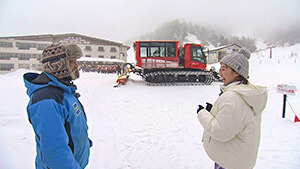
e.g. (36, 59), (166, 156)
(197, 48), (268, 169)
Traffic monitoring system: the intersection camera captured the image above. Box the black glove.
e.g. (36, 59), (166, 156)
(197, 105), (204, 114)
(89, 139), (93, 148)
(206, 102), (213, 112)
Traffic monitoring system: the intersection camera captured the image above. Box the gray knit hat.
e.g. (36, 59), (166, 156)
(220, 47), (251, 79)
(41, 43), (82, 80)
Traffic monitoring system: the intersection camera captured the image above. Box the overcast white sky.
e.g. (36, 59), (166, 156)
(0, 0), (299, 43)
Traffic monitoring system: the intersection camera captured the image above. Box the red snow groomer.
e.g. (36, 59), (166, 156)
(114, 40), (217, 87)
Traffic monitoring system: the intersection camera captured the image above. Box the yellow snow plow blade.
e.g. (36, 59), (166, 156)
(113, 63), (135, 87)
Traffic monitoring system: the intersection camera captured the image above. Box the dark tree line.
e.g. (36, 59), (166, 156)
(138, 19), (258, 52)
(127, 19), (299, 52)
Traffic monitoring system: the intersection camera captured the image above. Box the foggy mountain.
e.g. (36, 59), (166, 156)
(126, 19), (300, 52)
(262, 22), (300, 46)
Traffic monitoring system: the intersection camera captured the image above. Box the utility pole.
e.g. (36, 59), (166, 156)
(267, 46), (273, 59)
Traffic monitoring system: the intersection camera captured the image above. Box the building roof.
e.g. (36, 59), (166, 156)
(77, 57), (125, 63)
(207, 43), (241, 52)
(0, 33), (130, 49)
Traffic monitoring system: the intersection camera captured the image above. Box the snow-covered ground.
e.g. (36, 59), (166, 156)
(0, 44), (300, 169)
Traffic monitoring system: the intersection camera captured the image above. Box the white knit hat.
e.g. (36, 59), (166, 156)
(220, 47), (251, 79)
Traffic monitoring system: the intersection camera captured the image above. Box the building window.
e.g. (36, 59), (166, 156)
(85, 46), (92, 51)
(111, 56), (116, 59)
(110, 47), (117, 52)
(37, 44), (49, 50)
(18, 64), (30, 69)
(37, 54), (42, 61)
(98, 46), (105, 52)
(0, 53), (13, 60)
(0, 64), (14, 70)
(32, 64), (37, 68)
(18, 54), (31, 60)
(17, 43), (31, 50)
(85, 55), (91, 57)
(0, 42), (13, 48)
(98, 55), (104, 58)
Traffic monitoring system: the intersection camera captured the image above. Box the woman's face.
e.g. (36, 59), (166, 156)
(219, 63), (239, 85)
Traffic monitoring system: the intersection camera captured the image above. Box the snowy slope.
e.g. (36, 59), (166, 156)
(0, 44), (300, 169)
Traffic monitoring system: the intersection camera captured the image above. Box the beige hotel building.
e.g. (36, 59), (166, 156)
(0, 33), (130, 74)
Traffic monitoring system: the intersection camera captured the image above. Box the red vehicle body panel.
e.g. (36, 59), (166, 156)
(181, 43), (207, 70)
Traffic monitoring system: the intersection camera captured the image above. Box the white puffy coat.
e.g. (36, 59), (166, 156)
(198, 82), (268, 169)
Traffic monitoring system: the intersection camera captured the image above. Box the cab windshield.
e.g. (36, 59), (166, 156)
(190, 47), (206, 64)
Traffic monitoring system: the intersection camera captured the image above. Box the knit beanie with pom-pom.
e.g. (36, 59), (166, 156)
(220, 47), (251, 79)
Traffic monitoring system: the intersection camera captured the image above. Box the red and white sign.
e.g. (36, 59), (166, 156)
(277, 84), (297, 96)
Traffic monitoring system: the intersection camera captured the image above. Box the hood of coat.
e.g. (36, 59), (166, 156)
(23, 72), (75, 97)
(220, 81), (268, 114)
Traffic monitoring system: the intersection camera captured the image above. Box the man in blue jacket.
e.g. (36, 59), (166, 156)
(24, 43), (92, 169)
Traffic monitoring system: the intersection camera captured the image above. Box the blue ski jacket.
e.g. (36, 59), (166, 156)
(24, 72), (91, 169)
